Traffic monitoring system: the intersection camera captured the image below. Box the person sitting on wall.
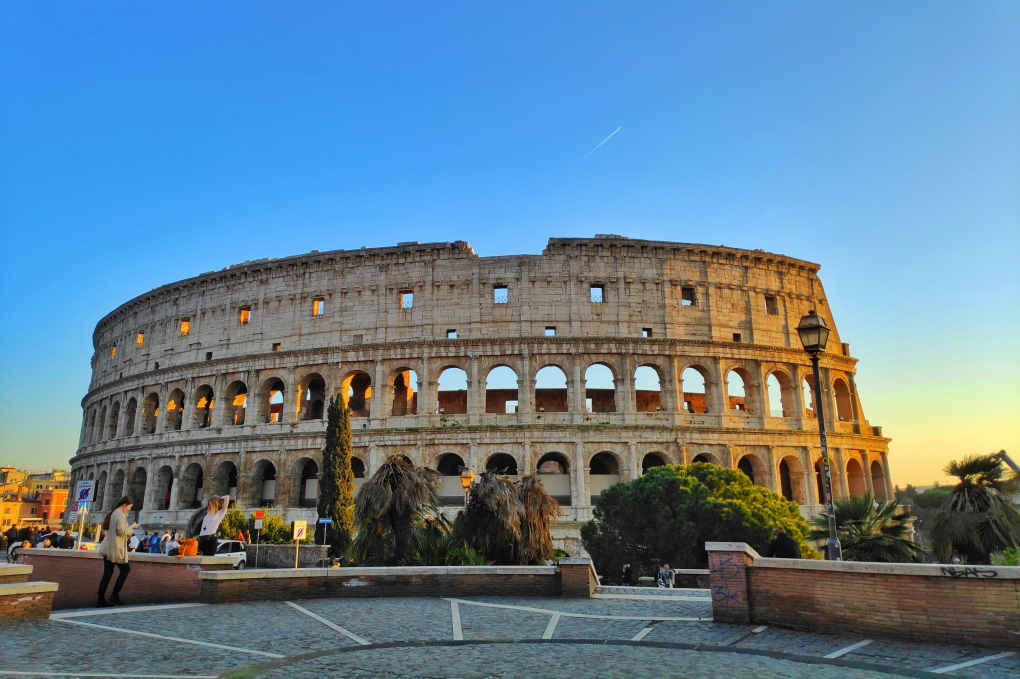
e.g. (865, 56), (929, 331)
(764, 529), (802, 558)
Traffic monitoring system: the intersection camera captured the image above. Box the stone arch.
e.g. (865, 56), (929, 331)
(125, 398), (137, 435)
(814, 459), (826, 503)
(691, 453), (715, 464)
(584, 363), (616, 413)
(778, 456), (806, 504)
(110, 469), (125, 505)
(297, 373), (326, 421)
(737, 454), (765, 486)
(224, 381), (247, 426)
(485, 365), (519, 414)
(141, 393), (159, 434)
(97, 406), (107, 442)
(802, 376), (816, 418)
(437, 366), (468, 415)
(534, 364), (568, 412)
(178, 462), (204, 509)
(725, 368), (751, 414)
(108, 401), (120, 439)
(95, 471), (107, 511)
(212, 460), (239, 498)
(251, 459), (278, 507)
(680, 365), (710, 413)
(634, 365), (662, 412)
(437, 453), (466, 475)
(129, 467), (147, 510)
(258, 377), (286, 423)
(436, 453), (467, 506)
(485, 452), (518, 475)
(193, 385), (214, 428)
(846, 458), (866, 498)
(295, 458), (319, 507)
(351, 456), (366, 479)
(537, 452), (571, 506)
(390, 368), (419, 416)
(165, 389), (186, 431)
(642, 452), (667, 474)
(588, 451), (621, 504)
(766, 370), (794, 418)
(154, 465), (174, 510)
(833, 378), (854, 421)
(340, 371), (372, 417)
(870, 460), (887, 501)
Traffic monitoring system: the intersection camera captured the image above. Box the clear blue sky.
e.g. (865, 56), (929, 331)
(1, 1), (1017, 484)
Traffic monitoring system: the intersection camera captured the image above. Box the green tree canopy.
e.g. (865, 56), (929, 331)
(317, 396), (355, 556)
(581, 463), (816, 578)
(809, 491), (920, 562)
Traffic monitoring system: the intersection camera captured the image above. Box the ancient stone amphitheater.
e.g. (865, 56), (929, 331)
(70, 236), (891, 549)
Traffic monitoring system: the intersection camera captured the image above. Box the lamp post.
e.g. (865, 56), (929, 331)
(796, 309), (842, 561)
(459, 467), (476, 505)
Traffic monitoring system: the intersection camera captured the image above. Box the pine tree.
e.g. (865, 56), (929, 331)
(317, 395), (355, 556)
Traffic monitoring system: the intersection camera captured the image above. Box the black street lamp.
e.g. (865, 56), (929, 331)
(796, 309), (842, 561)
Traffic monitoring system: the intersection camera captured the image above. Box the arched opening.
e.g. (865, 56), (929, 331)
(814, 459), (826, 503)
(125, 398), (137, 436)
(833, 379), (854, 421)
(166, 389), (185, 431)
(766, 372), (794, 418)
(259, 378), (285, 423)
(737, 456), (756, 485)
(692, 453), (714, 464)
(108, 402), (119, 439)
(485, 366), (519, 414)
(871, 460), (887, 501)
(537, 452), (570, 506)
(97, 407), (107, 442)
(155, 466), (174, 510)
(179, 462), (204, 509)
(437, 367), (468, 415)
(778, 456), (805, 504)
(584, 363), (616, 413)
(87, 409), (97, 443)
(298, 374), (326, 421)
(390, 369), (418, 416)
(681, 367), (709, 413)
(129, 467), (147, 511)
(252, 460), (277, 507)
(95, 471), (107, 512)
(109, 469), (125, 506)
(351, 457), (366, 479)
(298, 459), (319, 507)
(846, 458), (866, 498)
(534, 365), (568, 412)
(726, 370), (749, 413)
(341, 371), (372, 417)
(224, 381), (247, 426)
(634, 365), (662, 412)
(803, 377), (816, 418)
(485, 453), (518, 475)
(141, 393), (159, 434)
(589, 452), (620, 504)
(642, 453), (666, 474)
(213, 461), (238, 499)
(193, 385), (214, 428)
(436, 453), (467, 506)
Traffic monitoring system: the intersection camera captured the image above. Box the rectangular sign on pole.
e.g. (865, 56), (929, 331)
(253, 519), (263, 530)
(74, 480), (96, 504)
(291, 520), (307, 541)
(254, 510), (265, 520)
(317, 517), (332, 524)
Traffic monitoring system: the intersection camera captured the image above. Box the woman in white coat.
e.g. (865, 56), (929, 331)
(96, 496), (137, 607)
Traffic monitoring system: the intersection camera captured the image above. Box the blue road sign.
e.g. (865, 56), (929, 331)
(317, 517), (333, 524)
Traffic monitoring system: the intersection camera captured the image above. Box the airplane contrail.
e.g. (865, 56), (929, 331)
(586, 126), (622, 156)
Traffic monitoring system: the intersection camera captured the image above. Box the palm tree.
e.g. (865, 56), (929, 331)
(809, 492), (920, 562)
(455, 471), (523, 563)
(929, 454), (1020, 563)
(353, 456), (440, 564)
(516, 475), (560, 564)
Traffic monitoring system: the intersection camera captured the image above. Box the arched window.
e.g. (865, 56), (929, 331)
(213, 461), (238, 498)
(298, 459), (319, 507)
(129, 467), (147, 511)
(125, 398), (137, 436)
(766, 372), (793, 418)
(141, 394), (159, 434)
(108, 402), (120, 439)
(97, 407), (107, 442)
(802, 377), (815, 418)
(179, 463), (204, 509)
(584, 363), (616, 413)
(252, 460), (277, 507)
(642, 453), (666, 474)
(681, 367), (709, 413)
(155, 466), (174, 510)
(110, 469), (125, 505)
(535, 365), (568, 412)
(485, 453), (518, 475)
(846, 458), (866, 498)
(224, 382), (247, 426)
(436, 453), (467, 506)
(259, 378), (285, 423)
(814, 459), (825, 503)
(870, 460), (887, 501)
(193, 385), (214, 428)
(634, 366), (662, 412)
(589, 452), (620, 504)
(341, 371), (372, 417)
(726, 370), (749, 413)
(391, 369), (418, 416)
(537, 452), (570, 506)
(437, 367), (468, 415)
(436, 453), (465, 476)
(833, 379), (853, 421)
(485, 366), (519, 414)
(737, 456), (756, 485)
(692, 453), (713, 464)
(298, 374), (325, 421)
(351, 457), (366, 479)
(95, 471), (108, 511)
(166, 389), (185, 431)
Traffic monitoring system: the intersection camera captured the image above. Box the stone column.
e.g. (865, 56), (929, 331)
(763, 446), (778, 493)
(802, 448), (819, 506)
(790, 364), (806, 429)
(167, 459), (181, 511)
(832, 448), (849, 500)
(518, 352), (532, 416)
(282, 368), (297, 423)
(708, 357), (727, 414)
(619, 354), (635, 416)
(627, 441), (640, 481)
(881, 452), (894, 501)
(573, 441), (585, 507)
(571, 357), (585, 414)
(468, 356), (481, 419)
(861, 451), (874, 495)
(373, 361), (387, 422)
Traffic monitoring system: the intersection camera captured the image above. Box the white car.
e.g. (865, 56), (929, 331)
(216, 539), (247, 569)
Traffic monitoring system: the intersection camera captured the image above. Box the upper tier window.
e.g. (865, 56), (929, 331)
(239, 307), (252, 325)
(590, 284), (605, 303)
(400, 291), (413, 309)
(312, 298), (325, 316)
(493, 286), (508, 304)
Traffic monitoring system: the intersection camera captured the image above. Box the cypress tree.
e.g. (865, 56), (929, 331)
(317, 395), (355, 556)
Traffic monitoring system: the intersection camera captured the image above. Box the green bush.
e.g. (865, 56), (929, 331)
(219, 507), (312, 544)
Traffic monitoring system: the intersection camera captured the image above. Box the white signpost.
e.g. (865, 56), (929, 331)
(73, 480), (95, 549)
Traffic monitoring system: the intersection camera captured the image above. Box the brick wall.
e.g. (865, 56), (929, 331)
(0, 584), (57, 622)
(0, 564), (31, 584)
(560, 557), (599, 597)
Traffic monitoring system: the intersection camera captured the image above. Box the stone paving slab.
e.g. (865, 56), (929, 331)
(739, 625), (866, 657)
(297, 596), (455, 643)
(459, 595), (711, 619)
(458, 604), (550, 640)
(643, 619), (749, 645)
(552, 616), (649, 641)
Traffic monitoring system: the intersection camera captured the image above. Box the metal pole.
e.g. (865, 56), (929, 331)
(810, 353), (842, 561)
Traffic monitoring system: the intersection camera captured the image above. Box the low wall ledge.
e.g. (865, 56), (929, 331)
(201, 565), (560, 581)
(704, 542), (761, 558)
(0, 581), (59, 595)
(22, 548), (235, 566)
(0, 564), (33, 577)
(754, 557), (1020, 579)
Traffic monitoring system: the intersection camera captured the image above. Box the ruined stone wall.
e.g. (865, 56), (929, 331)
(69, 236), (892, 542)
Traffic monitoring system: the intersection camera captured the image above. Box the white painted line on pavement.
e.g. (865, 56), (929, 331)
(0, 673), (216, 678)
(823, 639), (873, 659)
(542, 613), (560, 639)
(53, 618), (283, 658)
(594, 593), (711, 602)
(450, 600), (463, 640)
(444, 598), (709, 622)
(928, 651), (1015, 674)
(50, 603), (206, 619)
(752, 625), (768, 633)
(284, 601), (370, 646)
(631, 625), (654, 641)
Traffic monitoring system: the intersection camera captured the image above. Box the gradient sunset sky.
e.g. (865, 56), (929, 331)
(1, 2), (1016, 486)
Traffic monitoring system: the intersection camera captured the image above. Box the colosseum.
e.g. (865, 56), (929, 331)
(69, 236), (892, 550)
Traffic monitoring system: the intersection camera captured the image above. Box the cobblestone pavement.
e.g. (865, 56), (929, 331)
(0, 594), (1015, 678)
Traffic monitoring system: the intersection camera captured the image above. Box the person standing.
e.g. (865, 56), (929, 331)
(195, 495), (231, 556)
(96, 497), (138, 607)
(621, 562), (633, 586)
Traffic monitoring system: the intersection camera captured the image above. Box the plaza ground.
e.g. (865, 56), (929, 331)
(0, 592), (1015, 678)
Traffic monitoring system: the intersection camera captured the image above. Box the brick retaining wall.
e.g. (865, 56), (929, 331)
(706, 542), (1020, 649)
(0, 564), (32, 584)
(0, 581), (58, 622)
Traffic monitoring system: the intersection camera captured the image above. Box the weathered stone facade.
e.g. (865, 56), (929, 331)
(69, 236), (892, 549)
